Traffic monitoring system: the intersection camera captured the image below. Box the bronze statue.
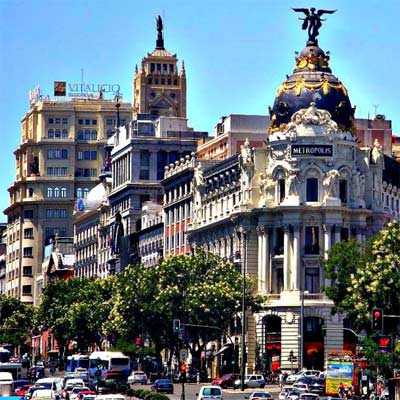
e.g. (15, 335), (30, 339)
(292, 7), (336, 43)
(156, 15), (163, 34)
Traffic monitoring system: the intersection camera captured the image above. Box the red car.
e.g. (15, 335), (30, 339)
(16, 384), (33, 396)
(212, 373), (240, 388)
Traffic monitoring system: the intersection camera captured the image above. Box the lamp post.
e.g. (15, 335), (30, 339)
(177, 274), (186, 400)
(240, 231), (248, 391)
(300, 290), (309, 370)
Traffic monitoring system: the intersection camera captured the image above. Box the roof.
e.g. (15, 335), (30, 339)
(148, 48), (174, 57)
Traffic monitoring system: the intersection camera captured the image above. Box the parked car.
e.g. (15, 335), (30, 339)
(151, 379), (174, 394)
(234, 374), (265, 389)
(246, 391), (273, 400)
(196, 385), (222, 400)
(127, 371), (147, 385)
(211, 373), (240, 388)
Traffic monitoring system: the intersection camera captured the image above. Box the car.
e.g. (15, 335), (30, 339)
(196, 385), (222, 400)
(29, 366), (46, 381)
(212, 373), (240, 388)
(75, 390), (96, 400)
(69, 387), (90, 400)
(299, 393), (319, 400)
(292, 382), (309, 393)
(287, 371), (320, 384)
(16, 384), (33, 396)
(379, 388), (389, 400)
(31, 389), (60, 399)
(309, 378), (325, 395)
(287, 389), (302, 400)
(150, 379), (174, 394)
(279, 386), (294, 400)
(26, 385), (48, 400)
(234, 374), (265, 389)
(246, 391), (273, 400)
(286, 374), (302, 384)
(127, 371), (148, 385)
(13, 380), (31, 393)
(297, 377), (313, 385)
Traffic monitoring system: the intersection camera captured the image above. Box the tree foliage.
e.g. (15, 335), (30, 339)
(323, 221), (400, 332)
(0, 294), (33, 345)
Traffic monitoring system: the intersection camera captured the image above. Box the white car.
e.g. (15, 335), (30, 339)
(128, 371), (148, 385)
(70, 386), (90, 400)
(234, 374), (266, 389)
(293, 383), (309, 393)
(196, 385), (223, 400)
(299, 393), (319, 400)
(279, 386), (294, 400)
(95, 396), (125, 400)
(31, 389), (60, 399)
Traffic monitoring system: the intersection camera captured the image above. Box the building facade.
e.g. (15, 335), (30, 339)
(185, 32), (399, 373)
(3, 97), (131, 304)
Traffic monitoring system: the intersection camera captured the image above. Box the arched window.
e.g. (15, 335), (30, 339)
(84, 130), (90, 140)
(77, 130), (84, 140)
(47, 187), (53, 198)
(83, 188), (89, 197)
(91, 130), (97, 140)
(54, 187), (60, 198)
(62, 129), (68, 138)
(77, 188), (83, 198)
(61, 188), (67, 198)
(55, 129), (61, 138)
(306, 178), (319, 202)
(48, 129), (54, 138)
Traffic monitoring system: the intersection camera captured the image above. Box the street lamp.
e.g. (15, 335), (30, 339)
(300, 290), (309, 370)
(176, 274), (186, 400)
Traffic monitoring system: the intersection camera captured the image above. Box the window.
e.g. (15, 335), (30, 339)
(47, 149), (68, 159)
(24, 228), (33, 238)
(45, 209), (68, 219)
(91, 130), (97, 140)
(339, 179), (348, 203)
(54, 187), (60, 198)
(28, 188), (33, 197)
(45, 227), (66, 243)
(77, 130), (84, 140)
(22, 285), (32, 295)
(92, 120), (97, 125)
(62, 118), (68, 124)
(107, 130), (113, 139)
(62, 129), (68, 138)
(140, 150), (150, 167)
(106, 118), (114, 126)
(275, 228), (284, 255)
(306, 178), (319, 202)
(23, 247), (33, 257)
(84, 130), (90, 140)
(77, 151), (97, 160)
(55, 129), (61, 138)
(340, 227), (349, 241)
(61, 188), (67, 198)
(48, 118), (54, 124)
(305, 267), (320, 293)
(305, 226), (319, 254)
(24, 210), (34, 219)
(139, 170), (149, 180)
(278, 178), (286, 204)
(48, 129), (54, 138)
(47, 188), (53, 198)
(55, 118), (61, 124)
(75, 168), (97, 177)
(23, 266), (33, 276)
(47, 167), (68, 176)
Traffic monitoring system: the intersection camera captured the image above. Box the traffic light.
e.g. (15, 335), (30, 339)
(173, 319), (181, 334)
(180, 363), (187, 382)
(371, 308), (383, 331)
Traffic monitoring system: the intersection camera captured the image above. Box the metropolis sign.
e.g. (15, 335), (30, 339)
(291, 144), (333, 157)
(54, 81), (121, 97)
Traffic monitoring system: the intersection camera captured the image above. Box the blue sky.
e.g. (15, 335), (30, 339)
(0, 0), (399, 221)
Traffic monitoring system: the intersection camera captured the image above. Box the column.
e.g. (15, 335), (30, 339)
(283, 225), (290, 290)
(257, 226), (264, 292)
(292, 225), (301, 290)
(355, 226), (363, 242)
(323, 224), (332, 288)
(263, 227), (270, 293)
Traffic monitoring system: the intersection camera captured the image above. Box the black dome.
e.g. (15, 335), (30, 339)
(269, 44), (355, 133)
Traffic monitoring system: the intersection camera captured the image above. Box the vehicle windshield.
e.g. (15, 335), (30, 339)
(221, 374), (232, 379)
(203, 388), (221, 396)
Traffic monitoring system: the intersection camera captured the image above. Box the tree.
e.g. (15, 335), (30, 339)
(322, 221), (400, 331)
(36, 276), (116, 362)
(0, 294), (33, 346)
(106, 250), (263, 370)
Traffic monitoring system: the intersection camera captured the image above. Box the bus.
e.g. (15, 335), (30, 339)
(0, 347), (22, 380)
(88, 351), (130, 378)
(66, 354), (90, 372)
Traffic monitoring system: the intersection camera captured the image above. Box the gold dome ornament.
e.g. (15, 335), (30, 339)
(298, 58), (307, 69)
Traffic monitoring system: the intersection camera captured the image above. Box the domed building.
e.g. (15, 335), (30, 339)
(185, 11), (399, 375)
(269, 23), (355, 134)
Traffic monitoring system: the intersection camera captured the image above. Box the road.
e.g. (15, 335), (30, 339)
(161, 383), (282, 400)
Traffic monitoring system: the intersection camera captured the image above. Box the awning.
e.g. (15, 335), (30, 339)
(213, 344), (232, 356)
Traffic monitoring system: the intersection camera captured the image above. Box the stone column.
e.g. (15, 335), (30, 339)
(292, 225), (301, 290)
(323, 224), (332, 287)
(263, 227), (270, 293)
(355, 226), (363, 242)
(283, 225), (290, 290)
(257, 226), (264, 292)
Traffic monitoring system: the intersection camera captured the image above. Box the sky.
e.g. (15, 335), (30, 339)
(0, 0), (399, 222)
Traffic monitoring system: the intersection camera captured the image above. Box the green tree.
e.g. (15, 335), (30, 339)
(0, 294), (33, 346)
(323, 221), (400, 330)
(36, 276), (116, 361)
(106, 250), (263, 367)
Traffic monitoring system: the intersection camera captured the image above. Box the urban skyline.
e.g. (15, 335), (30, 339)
(1, 0), (399, 220)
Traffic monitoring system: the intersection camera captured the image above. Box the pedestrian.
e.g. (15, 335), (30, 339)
(279, 371), (284, 388)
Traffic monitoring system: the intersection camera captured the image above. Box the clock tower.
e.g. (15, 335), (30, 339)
(133, 16), (187, 118)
